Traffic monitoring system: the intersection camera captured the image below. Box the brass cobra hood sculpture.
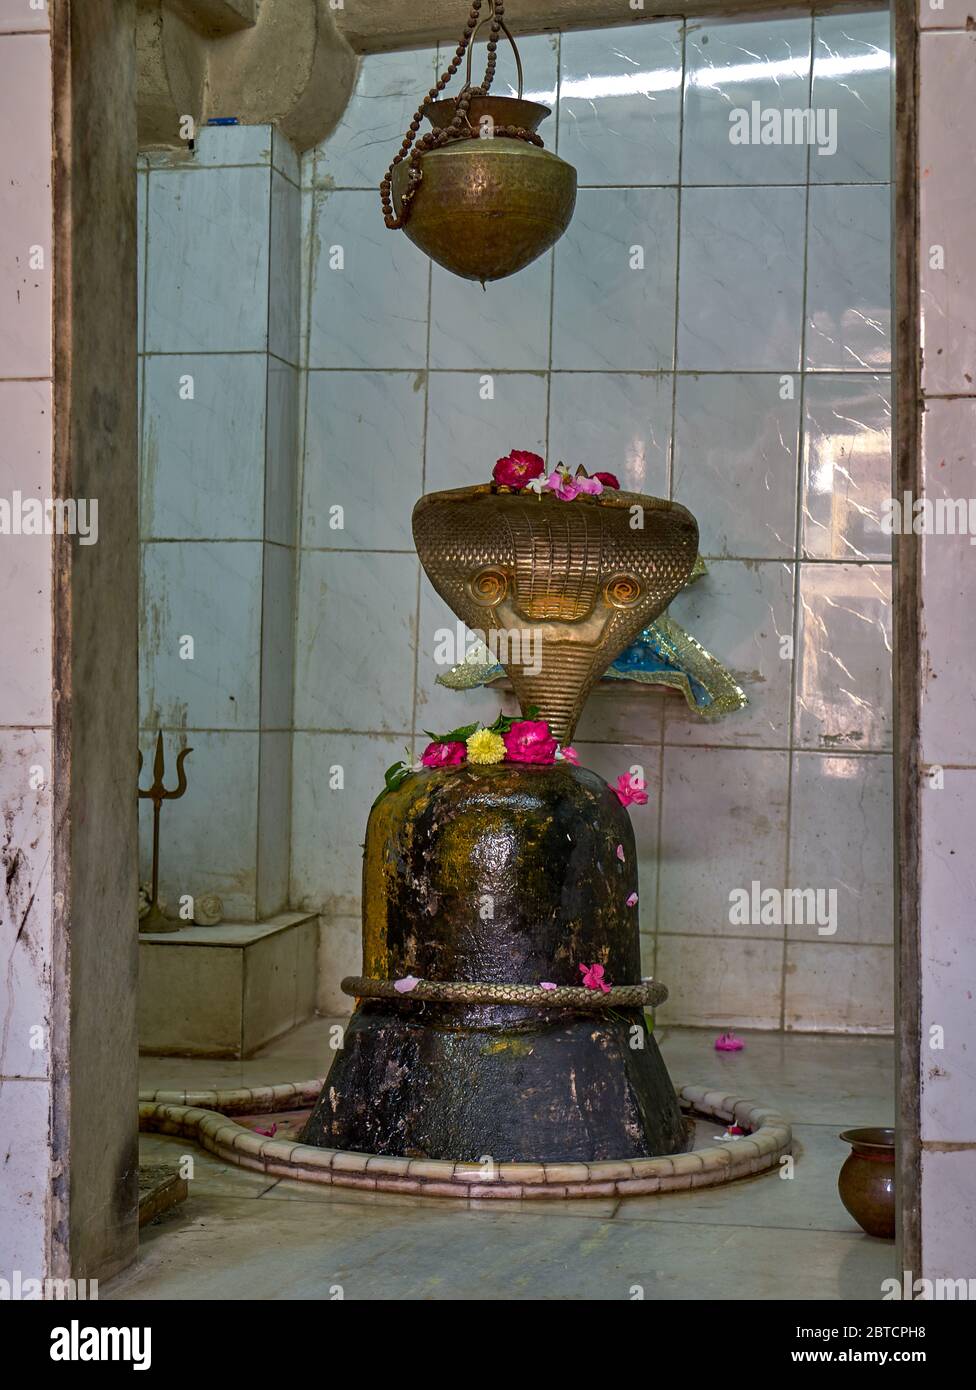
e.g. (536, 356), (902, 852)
(380, 0), (577, 283)
(413, 484), (700, 743)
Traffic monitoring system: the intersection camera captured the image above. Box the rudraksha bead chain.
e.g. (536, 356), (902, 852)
(380, 0), (543, 232)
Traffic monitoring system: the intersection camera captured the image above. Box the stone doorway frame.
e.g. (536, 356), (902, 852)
(45, 0), (920, 1282)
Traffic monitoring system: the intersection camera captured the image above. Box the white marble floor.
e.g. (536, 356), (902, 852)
(107, 1020), (896, 1301)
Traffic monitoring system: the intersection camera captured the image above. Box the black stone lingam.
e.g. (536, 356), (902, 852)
(302, 762), (686, 1161)
(302, 479), (701, 1165)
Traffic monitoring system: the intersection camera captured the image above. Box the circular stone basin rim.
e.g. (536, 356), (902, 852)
(139, 1079), (792, 1200)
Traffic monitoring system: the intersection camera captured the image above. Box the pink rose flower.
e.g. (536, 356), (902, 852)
(593, 472), (620, 489)
(614, 772), (648, 807)
(574, 475), (604, 496)
(579, 962), (611, 993)
(503, 719), (558, 764)
(714, 1031), (745, 1052)
(543, 472), (581, 501)
(420, 740), (466, 768)
(493, 450), (545, 490)
(560, 745), (580, 765)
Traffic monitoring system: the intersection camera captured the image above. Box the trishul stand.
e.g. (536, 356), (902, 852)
(138, 732), (192, 933)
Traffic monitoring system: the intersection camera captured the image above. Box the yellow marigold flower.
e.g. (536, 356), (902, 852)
(466, 727), (506, 765)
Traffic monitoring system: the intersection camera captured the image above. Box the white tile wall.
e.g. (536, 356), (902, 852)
(139, 124), (301, 920)
(810, 9), (892, 185)
(0, 2), (50, 33)
(677, 186), (806, 371)
(138, 729), (260, 921)
(140, 539), (265, 730)
(795, 562), (892, 752)
(0, 20), (54, 1280)
(682, 15), (812, 186)
(145, 166), (272, 354)
(919, 399), (976, 766)
(664, 560), (795, 748)
(805, 184), (891, 371)
(307, 190), (430, 370)
(294, 549), (418, 735)
(0, 29), (52, 378)
(554, 187), (678, 370)
(788, 751), (894, 947)
(140, 353), (268, 541)
(0, 380), (53, 726)
(558, 22), (682, 186)
(659, 745), (790, 938)
(0, 728), (53, 1079)
(302, 371), (425, 550)
(918, 769), (976, 1143)
(919, 30), (976, 394)
(916, 1), (976, 1275)
(919, 0), (976, 28)
(547, 372), (672, 498)
(672, 374), (799, 559)
(919, 1150), (976, 1282)
(800, 374), (892, 561)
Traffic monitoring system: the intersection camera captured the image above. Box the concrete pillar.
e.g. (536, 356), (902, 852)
(911, 0), (976, 1287)
(0, 0), (140, 1285)
(138, 124), (300, 922)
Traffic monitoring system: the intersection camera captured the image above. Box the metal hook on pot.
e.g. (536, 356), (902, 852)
(463, 0), (525, 100)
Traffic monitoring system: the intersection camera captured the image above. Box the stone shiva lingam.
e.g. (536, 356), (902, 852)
(302, 455), (700, 1163)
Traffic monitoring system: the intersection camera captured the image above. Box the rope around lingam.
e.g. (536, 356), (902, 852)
(137, 1081), (793, 1200)
(342, 976), (668, 1010)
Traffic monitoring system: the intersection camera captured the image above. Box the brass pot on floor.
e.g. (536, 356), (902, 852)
(838, 1127), (896, 1239)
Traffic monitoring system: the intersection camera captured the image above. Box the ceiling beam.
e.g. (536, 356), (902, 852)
(334, 0), (811, 55)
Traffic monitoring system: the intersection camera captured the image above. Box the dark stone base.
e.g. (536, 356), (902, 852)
(302, 1001), (687, 1163)
(303, 762), (688, 1164)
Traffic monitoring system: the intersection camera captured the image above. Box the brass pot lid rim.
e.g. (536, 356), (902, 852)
(839, 1126), (896, 1149)
(425, 93), (552, 133)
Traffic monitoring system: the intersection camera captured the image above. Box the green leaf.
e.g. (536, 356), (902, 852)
(422, 722), (480, 745)
(371, 760), (412, 811)
(487, 711), (519, 735)
(441, 722), (481, 743)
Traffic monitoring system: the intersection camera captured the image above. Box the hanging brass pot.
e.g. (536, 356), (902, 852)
(391, 96), (576, 284)
(381, 3), (577, 285)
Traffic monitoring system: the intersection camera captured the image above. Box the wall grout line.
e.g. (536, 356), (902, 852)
(141, 347), (303, 371)
(287, 173), (319, 913)
(408, 44), (441, 764)
(654, 18), (689, 986)
(543, 31), (560, 463)
(409, 254), (434, 761)
(253, 161), (276, 917)
(316, 180), (890, 193)
(293, 365), (889, 377)
(779, 7), (818, 1031)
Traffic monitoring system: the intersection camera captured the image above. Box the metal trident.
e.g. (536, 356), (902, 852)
(138, 732), (192, 932)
